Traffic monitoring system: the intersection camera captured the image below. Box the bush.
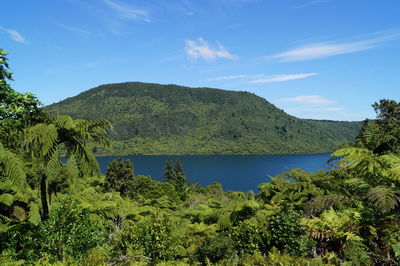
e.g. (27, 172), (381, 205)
(268, 203), (314, 256)
(195, 235), (235, 264)
(38, 198), (105, 261)
(231, 218), (262, 255)
(1, 198), (105, 263)
(110, 215), (179, 263)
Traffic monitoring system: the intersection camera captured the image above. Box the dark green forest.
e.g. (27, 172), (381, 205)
(1, 49), (400, 265)
(45, 82), (361, 155)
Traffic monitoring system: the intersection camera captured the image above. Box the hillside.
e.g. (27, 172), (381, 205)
(45, 82), (361, 155)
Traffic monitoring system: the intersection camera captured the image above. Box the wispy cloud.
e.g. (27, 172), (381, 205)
(296, 0), (331, 8)
(280, 95), (335, 105)
(185, 38), (238, 62)
(206, 74), (263, 82)
(279, 95), (344, 119)
(101, 0), (150, 22)
(0, 26), (27, 43)
(249, 73), (318, 84)
(59, 24), (93, 36)
(284, 107), (345, 120)
(206, 73), (317, 83)
(266, 31), (400, 62)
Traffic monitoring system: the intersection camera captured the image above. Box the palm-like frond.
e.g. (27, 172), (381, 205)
(0, 143), (26, 190)
(301, 208), (363, 242)
(54, 115), (111, 176)
(367, 186), (400, 214)
(28, 202), (41, 225)
(74, 118), (112, 147)
(332, 147), (400, 183)
(258, 169), (325, 204)
(358, 119), (400, 155)
(305, 194), (350, 216)
(25, 123), (58, 158)
(67, 140), (100, 176)
(0, 193), (15, 206)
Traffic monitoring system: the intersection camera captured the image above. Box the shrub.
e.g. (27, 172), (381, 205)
(195, 234), (235, 264)
(38, 198), (105, 261)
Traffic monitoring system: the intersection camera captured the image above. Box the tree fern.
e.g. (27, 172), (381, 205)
(305, 194), (350, 216)
(28, 202), (41, 225)
(20, 114), (111, 219)
(301, 208), (363, 242)
(25, 123), (58, 158)
(0, 193), (15, 206)
(0, 143), (26, 190)
(332, 147), (400, 184)
(367, 186), (400, 213)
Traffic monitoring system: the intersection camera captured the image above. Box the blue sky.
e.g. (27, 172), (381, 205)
(1, 0), (400, 121)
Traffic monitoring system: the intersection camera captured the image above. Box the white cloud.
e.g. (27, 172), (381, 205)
(185, 38), (238, 62)
(249, 73), (318, 84)
(206, 74), (263, 81)
(101, 0), (150, 22)
(266, 32), (400, 62)
(280, 95), (335, 105)
(0, 26), (27, 43)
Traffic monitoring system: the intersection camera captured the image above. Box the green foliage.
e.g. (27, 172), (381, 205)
(230, 218), (263, 255)
(0, 143), (26, 190)
(367, 186), (400, 214)
(343, 240), (371, 265)
(174, 159), (187, 192)
(301, 208), (363, 242)
(45, 82), (362, 155)
(258, 168), (326, 205)
(104, 158), (134, 196)
(357, 99), (400, 155)
(126, 175), (179, 204)
(2, 50), (400, 265)
(268, 203), (313, 257)
(0, 49), (42, 128)
(163, 159), (187, 200)
(110, 215), (179, 263)
(37, 198), (105, 261)
(195, 235), (235, 264)
(1, 198), (104, 263)
(163, 159), (175, 182)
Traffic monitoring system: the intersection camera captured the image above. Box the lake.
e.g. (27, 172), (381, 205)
(96, 153), (332, 192)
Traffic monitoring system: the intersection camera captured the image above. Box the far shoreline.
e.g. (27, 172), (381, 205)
(92, 152), (332, 157)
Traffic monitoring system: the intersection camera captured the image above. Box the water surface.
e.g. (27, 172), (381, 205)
(96, 154), (331, 192)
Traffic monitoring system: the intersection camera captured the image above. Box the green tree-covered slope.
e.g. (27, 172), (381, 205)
(45, 82), (361, 155)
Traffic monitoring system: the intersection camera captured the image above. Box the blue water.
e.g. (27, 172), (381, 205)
(96, 154), (332, 192)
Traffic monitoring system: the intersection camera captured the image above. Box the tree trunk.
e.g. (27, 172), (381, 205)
(40, 174), (49, 220)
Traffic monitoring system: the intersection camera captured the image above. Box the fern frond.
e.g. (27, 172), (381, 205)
(0, 143), (26, 190)
(25, 123), (58, 157)
(305, 194), (350, 216)
(0, 193), (15, 206)
(367, 186), (400, 213)
(28, 202), (41, 225)
(333, 147), (400, 183)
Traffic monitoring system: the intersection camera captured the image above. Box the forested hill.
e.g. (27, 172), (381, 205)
(45, 82), (361, 155)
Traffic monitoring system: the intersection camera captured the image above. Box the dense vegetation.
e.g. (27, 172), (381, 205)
(45, 82), (361, 155)
(1, 49), (400, 265)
